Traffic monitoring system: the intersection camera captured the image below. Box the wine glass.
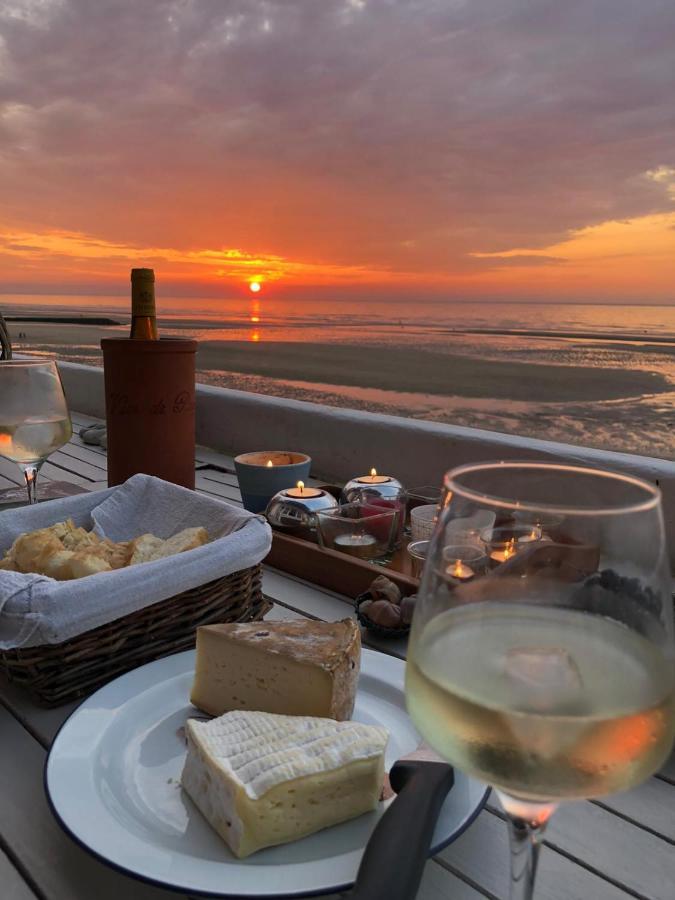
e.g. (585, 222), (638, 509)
(406, 462), (675, 900)
(0, 360), (73, 504)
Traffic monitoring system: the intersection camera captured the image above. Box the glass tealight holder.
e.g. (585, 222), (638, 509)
(265, 485), (338, 540)
(406, 540), (430, 578)
(480, 524), (543, 566)
(410, 503), (438, 542)
(316, 502), (398, 561)
(407, 485), (442, 510)
(341, 471), (407, 546)
(440, 543), (489, 584)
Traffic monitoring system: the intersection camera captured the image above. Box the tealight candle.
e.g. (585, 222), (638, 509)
(441, 544), (486, 582)
(333, 532), (378, 558)
(517, 525), (543, 544)
(446, 558), (475, 581)
(490, 538), (517, 564)
(285, 481), (323, 499)
(357, 467), (391, 485)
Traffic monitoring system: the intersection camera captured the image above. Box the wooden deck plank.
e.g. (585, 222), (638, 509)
(0, 457), (22, 485)
(438, 805), (634, 900)
(545, 800), (674, 900)
(56, 440), (108, 471)
(593, 779), (675, 842)
(0, 847), (38, 900)
(49, 449), (108, 482)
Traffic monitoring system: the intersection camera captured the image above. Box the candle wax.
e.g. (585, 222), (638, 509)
(445, 560), (474, 580)
(285, 486), (323, 499)
(490, 547), (516, 563)
(357, 475), (391, 484)
(334, 532), (378, 559)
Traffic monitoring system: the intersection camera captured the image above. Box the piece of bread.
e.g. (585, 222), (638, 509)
(146, 527), (209, 562)
(69, 552), (112, 579)
(0, 520), (210, 579)
(98, 538), (132, 569)
(129, 533), (165, 565)
(40, 550), (77, 580)
(11, 530), (65, 574)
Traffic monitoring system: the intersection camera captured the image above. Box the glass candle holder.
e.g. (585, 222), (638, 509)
(406, 540), (430, 578)
(317, 502), (398, 561)
(341, 469), (407, 546)
(407, 485), (442, 523)
(441, 543), (489, 583)
(265, 485), (338, 539)
(410, 503), (438, 542)
(481, 524), (543, 566)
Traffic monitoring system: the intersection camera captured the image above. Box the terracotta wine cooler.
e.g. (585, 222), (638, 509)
(101, 338), (198, 489)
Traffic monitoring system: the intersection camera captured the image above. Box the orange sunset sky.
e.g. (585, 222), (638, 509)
(1, 1), (674, 304)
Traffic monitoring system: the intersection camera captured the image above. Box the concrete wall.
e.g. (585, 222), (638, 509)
(58, 360), (675, 553)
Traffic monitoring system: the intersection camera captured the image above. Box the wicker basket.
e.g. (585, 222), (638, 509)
(0, 564), (269, 707)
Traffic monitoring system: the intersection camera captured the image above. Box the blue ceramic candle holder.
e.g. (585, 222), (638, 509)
(234, 451), (312, 513)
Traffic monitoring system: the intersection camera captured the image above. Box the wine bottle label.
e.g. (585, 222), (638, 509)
(131, 287), (156, 317)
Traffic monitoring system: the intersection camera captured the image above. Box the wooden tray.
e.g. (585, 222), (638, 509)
(267, 532), (419, 599)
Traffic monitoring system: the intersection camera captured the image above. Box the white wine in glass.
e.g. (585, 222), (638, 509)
(0, 361), (73, 504)
(406, 463), (675, 900)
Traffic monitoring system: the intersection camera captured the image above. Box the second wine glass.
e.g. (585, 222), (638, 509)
(0, 360), (73, 504)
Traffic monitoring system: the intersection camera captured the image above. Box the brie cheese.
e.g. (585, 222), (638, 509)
(181, 710), (387, 857)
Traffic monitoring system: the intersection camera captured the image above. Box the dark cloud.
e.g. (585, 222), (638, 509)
(1, 0), (674, 272)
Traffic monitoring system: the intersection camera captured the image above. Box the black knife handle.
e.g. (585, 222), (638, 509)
(349, 760), (455, 900)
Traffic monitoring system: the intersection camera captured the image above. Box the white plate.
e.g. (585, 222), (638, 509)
(45, 648), (488, 897)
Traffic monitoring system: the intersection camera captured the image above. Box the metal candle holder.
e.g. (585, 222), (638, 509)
(265, 485), (338, 539)
(341, 469), (407, 546)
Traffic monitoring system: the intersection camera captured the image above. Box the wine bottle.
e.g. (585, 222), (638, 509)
(129, 268), (158, 340)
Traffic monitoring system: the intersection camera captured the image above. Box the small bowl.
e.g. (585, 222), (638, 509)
(354, 591), (411, 638)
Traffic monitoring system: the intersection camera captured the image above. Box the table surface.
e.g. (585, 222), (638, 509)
(1, 413), (674, 900)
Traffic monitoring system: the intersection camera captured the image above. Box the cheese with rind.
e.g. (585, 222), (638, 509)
(189, 618), (361, 721)
(181, 710), (387, 857)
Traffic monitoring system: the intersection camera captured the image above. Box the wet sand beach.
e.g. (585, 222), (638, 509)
(6, 318), (675, 460)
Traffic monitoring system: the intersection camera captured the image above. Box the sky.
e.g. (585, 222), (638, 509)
(1, 0), (675, 304)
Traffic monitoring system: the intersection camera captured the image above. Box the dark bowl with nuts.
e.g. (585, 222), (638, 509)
(354, 575), (416, 638)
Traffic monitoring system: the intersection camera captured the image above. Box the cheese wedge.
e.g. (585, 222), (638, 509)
(181, 710), (387, 857)
(190, 619), (361, 721)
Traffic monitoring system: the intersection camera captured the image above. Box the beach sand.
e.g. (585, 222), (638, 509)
(7, 320), (675, 459)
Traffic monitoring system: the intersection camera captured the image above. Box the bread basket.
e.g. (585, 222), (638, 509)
(0, 475), (272, 705)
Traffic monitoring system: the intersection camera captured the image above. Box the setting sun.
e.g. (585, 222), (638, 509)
(249, 281), (262, 293)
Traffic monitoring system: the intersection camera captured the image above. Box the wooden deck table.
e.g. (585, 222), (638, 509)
(1, 413), (673, 900)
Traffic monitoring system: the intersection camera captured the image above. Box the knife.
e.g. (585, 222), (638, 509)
(348, 745), (454, 900)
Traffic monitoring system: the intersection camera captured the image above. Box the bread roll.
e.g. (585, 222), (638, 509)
(147, 527), (209, 561)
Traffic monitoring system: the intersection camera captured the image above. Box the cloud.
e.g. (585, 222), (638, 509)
(0, 0), (674, 296)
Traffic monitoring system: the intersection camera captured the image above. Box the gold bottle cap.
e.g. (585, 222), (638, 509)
(131, 268), (155, 282)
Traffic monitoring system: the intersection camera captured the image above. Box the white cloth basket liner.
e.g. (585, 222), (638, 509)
(0, 474), (271, 650)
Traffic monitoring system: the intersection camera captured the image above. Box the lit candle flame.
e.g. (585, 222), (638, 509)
(370, 467), (377, 477)
(504, 538), (516, 560)
(266, 459), (273, 467)
(296, 481), (304, 493)
(452, 560), (463, 578)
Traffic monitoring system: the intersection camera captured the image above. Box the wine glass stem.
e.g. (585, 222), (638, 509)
(21, 464), (40, 505)
(498, 792), (556, 900)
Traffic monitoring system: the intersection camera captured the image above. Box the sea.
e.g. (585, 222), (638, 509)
(3, 295), (675, 460)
